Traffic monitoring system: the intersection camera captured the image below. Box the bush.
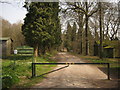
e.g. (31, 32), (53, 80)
(2, 73), (19, 89)
(45, 52), (52, 57)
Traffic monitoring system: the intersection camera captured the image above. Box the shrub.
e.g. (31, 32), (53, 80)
(2, 73), (19, 89)
(45, 53), (52, 58)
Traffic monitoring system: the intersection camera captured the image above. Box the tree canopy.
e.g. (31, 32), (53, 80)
(22, 2), (61, 56)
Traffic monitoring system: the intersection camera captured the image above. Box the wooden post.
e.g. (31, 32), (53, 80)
(34, 63), (36, 77)
(107, 63), (110, 80)
(32, 63), (35, 77)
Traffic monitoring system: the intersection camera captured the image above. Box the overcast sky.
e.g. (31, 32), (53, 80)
(0, 0), (27, 24)
(0, 0), (119, 24)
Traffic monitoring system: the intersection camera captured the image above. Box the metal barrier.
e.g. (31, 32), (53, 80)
(31, 62), (110, 80)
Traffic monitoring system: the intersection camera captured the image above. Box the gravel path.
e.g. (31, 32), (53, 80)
(33, 52), (118, 88)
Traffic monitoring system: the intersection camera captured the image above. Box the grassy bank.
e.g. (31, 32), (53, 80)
(2, 52), (57, 89)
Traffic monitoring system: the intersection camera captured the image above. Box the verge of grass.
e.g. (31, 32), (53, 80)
(69, 52), (119, 67)
(2, 52), (58, 88)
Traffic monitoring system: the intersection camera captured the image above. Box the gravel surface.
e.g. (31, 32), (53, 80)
(33, 52), (118, 88)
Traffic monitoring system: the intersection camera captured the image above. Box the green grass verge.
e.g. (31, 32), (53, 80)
(2, 52), (57, 88)
(80, 56), (119, 68)
(69, 52), (119, 68)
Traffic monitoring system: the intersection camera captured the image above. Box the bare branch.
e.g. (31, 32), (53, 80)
(67, 2), (86, 14)
(88, 4), (99, 17)
(0, 1), (11, 4)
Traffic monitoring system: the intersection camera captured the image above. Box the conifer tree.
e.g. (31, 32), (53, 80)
(65, 22), (72, 51)
(71, 22), (77, 41)
(22, 2), (61, 56)
(71, 22), (77, 52)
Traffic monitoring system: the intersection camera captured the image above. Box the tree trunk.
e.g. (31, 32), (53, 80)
(85, 2), (88, 55)
(78, 14), (83, 54)
(34, 44), (38, 57)
(41, 45), (46, 55)
(99, 2), (103, 59)
(94, 19), (97, 41)
(102, 11), (105, 40)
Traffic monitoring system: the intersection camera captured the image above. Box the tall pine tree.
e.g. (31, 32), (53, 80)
(71, 22), (77, 41)
(65, 22), (72, 51)
(71, 22), (77, 52)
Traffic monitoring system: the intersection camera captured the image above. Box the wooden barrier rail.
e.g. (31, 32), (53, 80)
(31, 62), (110, 80)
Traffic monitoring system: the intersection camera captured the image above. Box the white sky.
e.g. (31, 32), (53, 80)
(0, 0), (27, 24)
(0, 0), (119, 24)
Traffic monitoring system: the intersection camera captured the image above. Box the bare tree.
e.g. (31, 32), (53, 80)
(63, 2), (98, 55)
(103, 3), (119, 40)
(99, 2), (103, 59)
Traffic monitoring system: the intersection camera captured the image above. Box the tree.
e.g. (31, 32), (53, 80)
(71, 22), (77, 52)
(60, 2), (83, 54)
(1, 18), (11, 37)
(51, 2), (62, 51)
(1, 17), (25, 49)
(71, 22), (77, 41)
(11, 21), (25, 48)
(77, 13), (84, 54)
(61, 1), (119, 56)
(22, 2), (61, 56)
(103, 3), (119, 40)
(65, 22), (72, 51)
(64, 2), (98, 55)
(99, 2), (103, 59)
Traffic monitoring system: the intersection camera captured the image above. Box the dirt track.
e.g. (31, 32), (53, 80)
(33, 52), (118, 88)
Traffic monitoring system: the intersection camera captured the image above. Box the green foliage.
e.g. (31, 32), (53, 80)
(64, 22), (72, 51)
(16, 45), (33, 49)
(2, 72), (19, 89)
(2, 53), (57, 88)
(64, 22), (77, 52)
(71, 22), (77, 41)
(95, 40), (120, 57)
(22, 2), (61, 55)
